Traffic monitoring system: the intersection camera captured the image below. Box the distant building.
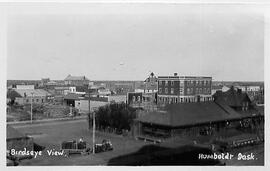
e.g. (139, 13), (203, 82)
(8, 88), (52, 105)
(15, 85), (35, 90)
(211, 85), (230, 95)
(114, 82), (135, 95)
(144, 72), (158, 93)
(213, 87), (252, 112)
(40, 78), (50, 87)
(157, 73), (212, 104)
(64, 74), (90, 86)
(63, 93), (125, 113)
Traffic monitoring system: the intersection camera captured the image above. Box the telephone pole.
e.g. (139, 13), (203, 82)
(88, 86), (95, 154)
(30, 92), (34, 124)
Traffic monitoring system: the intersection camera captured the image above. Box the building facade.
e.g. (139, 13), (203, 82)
(64, 74), (90, 86)
(157, 73), (212, 104)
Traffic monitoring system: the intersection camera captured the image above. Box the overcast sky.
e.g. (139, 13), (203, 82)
(7, 4), (264, 81)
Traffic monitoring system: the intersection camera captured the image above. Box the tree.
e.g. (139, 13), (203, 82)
(94, 102), (136, 132)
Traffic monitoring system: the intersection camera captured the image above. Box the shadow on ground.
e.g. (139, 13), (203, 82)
(107, 144), (223, 166)
(33, 143), (46, 151)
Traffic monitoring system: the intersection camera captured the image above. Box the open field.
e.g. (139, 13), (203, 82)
(11, 119), (264, 166)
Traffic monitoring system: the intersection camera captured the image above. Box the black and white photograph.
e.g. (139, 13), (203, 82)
(1, 0), (268, 167)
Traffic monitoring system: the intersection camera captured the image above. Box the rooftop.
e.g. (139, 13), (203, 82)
(137, 101), (242, 127)
(213, 87), (251, 107)
(14, 89), (51, 97)
(64, 75), (89, 81)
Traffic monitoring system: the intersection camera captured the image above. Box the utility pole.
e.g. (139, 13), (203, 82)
(93, 110), (95, 154)
(30, 92), (34, 124)
(88, 86), (95, 154)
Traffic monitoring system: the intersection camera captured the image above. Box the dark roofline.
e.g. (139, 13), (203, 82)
(139, 117), (242, 129)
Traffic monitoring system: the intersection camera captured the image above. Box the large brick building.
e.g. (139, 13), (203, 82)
(157, 73), (212, 104)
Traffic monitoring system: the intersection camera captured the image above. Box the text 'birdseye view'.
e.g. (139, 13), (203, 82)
(5, 3), (264, 166)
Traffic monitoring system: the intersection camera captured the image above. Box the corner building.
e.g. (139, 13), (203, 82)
(157, 73), (212, 104)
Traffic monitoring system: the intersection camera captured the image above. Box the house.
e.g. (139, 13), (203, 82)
(213, 86), (252, 112)
(63, 93), (109, 113)
(64, 74), (90, 86)
(7, 125), (34, 152)
(8, 89), (52, 105)
(133, 102), (242, 138)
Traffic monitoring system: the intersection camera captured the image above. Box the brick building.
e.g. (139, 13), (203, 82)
(157, 73), (212, 104)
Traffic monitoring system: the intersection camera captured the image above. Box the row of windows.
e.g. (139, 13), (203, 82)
(159, 88), (175, 94)
(158, 80), (211, 86)
(26, 98), (44, 103)
(187, 88), (211, 94)
(158, 96), (213, 103)
(159, 87), (211, 94)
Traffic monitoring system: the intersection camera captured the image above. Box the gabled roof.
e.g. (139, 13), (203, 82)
(7, 125), (27, 139)
(137, 102), (242, 127)
(213, 87), (251, 107)
(7, 90), (22, 99)
(14, 89), (51, 97)
(64, 75), (89, 81)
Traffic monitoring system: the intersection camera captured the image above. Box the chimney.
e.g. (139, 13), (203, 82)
(174, 73), (178, 76)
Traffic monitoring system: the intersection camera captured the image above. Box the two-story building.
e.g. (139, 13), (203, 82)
(64, 74), (90, 86)
(157, 73), (212, 104)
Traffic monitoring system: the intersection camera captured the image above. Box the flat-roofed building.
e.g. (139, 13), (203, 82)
(157, 73), (212, 104)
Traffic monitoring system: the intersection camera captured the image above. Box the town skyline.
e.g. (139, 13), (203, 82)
(7, 4), (264, 81)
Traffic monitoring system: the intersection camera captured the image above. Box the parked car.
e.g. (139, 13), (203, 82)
(92, 139), (113, 153)
(60, 140), (90, 156)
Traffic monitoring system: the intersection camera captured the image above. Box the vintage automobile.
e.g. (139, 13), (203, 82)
(60, 140), (90, 156)
(92, 139), (113, 153)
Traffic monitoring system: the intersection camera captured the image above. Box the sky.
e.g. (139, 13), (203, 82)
(7, 3), (264, 81)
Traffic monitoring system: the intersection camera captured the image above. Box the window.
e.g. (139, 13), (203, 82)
(190, 88), (193, 94)
(204, 88), (207, 93)
(205, 80), (208, 85)
(137, 96), (141, 102)
(171, 81), (174, 86)
(36, 99), (39, 102)
(180, 80), (184, 86)
(196, 80), (199, 85)
(193, 81), (196, 85)
(180, 88), (184, 94)
(187, 88), (190, 94)
(199, 88), (202, 94)
(165, 81), (168, 86)
(196, 88), (199, 93)
(165, 88), (168, 94)
(26, 99), (29, 103)
(171, 88), (174, 94)
(159, 81), (162, 85)
(159, 88), (162, 93)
